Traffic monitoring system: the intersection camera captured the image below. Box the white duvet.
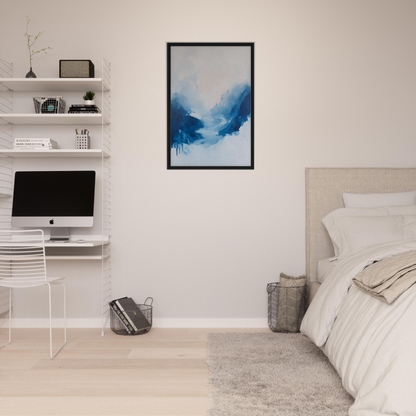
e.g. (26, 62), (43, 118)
(301, 239), (416, 416)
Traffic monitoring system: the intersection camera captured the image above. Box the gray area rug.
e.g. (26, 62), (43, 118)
(207, 333), (354, 416)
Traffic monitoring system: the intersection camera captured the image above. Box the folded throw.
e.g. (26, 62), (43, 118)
(353, 250), (416, 304)
(276, 273), (307, 332)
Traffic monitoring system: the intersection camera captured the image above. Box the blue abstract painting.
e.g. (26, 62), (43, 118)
(167, 43), (254, 169)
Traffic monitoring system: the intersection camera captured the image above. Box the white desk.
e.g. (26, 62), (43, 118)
(43, 240), (110, 260)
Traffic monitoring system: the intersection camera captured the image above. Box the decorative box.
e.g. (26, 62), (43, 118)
(59, 60), (95, 78)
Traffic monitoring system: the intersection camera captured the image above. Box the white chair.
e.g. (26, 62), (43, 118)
(0, 229), (66, 359)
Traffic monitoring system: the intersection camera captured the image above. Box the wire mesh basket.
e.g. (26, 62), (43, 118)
(110, 297), (153, 336)
(33, 96), (66, 114)
(267, 282), (307, 333)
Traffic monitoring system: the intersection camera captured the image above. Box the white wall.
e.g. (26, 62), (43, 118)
(1, 0), (416, 326)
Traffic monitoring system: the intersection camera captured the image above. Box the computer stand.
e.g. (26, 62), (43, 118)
(50, 228), (70, 241)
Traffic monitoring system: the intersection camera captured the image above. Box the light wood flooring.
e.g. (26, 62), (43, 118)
(0, 327), (268, 416)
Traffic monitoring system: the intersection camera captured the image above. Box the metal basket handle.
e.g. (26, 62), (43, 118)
(267, 282), (279, 294)
(144, 297), (153, 306)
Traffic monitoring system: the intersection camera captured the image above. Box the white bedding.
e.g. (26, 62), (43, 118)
(301, 239), (416, 416)
(317, 257), (336, 283)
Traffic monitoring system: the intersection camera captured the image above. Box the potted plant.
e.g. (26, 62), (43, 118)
(83, 91), (95, 105)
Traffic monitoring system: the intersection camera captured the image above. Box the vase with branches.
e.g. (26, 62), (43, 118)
(23, 16), (52, 78)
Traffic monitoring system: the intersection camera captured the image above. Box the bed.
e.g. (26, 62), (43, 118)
(301, 168), (416, 416)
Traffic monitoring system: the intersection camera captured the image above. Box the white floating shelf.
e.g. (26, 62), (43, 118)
(0, 241), (110, 248)
(44, 241), (109, 247)
(0, 113), (105, 125)
(0, 149), (109, 158)
(46, 254), (110, 261)
(0, 78), (109, 92)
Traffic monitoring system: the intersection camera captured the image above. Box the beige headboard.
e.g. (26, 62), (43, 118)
(305, 167), (416, 283)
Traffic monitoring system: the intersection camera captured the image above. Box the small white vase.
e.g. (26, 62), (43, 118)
(84, 100), (94, 105)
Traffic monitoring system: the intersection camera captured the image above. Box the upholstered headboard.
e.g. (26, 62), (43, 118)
(305, 168), (416, 283)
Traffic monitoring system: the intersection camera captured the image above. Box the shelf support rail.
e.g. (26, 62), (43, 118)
(0, 59), (12, 80)
(101, 58), (112, 335)
(0, 93), (13, 115)
(0, 58), (13, 321)
(0, 59), (13, 116)
(102, 126), (111, 154)
(102, 58), (111, 92)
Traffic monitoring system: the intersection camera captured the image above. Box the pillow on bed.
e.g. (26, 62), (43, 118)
(323, 215), (416, 258)
(343, 190), (416, 208)
(322, 205), (416, 256)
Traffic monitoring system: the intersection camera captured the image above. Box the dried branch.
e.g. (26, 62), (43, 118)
(23, 16), (52, 68)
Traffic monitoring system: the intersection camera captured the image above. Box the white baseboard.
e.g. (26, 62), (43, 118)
(0, 318), (104, 328)
(0, 318), (268, 329)
(152, 318), (268, 328)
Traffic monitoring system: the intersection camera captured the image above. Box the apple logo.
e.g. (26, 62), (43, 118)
(49, 219), (54, 225)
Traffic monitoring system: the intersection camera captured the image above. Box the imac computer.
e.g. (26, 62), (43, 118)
(11, 171), (96, 241)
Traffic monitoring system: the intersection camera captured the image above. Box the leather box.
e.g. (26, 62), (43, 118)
(59, 60), (95, 78)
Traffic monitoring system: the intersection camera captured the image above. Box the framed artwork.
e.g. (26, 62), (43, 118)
(167, 43), (254, 169)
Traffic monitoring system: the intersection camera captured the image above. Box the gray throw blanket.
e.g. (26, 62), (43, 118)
(353, 250), (416, 304)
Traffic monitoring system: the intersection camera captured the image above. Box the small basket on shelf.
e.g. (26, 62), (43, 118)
(110, 297), (153, 336)
(33, 96), (66, 114)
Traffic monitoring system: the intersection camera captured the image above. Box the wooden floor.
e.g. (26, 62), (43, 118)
(0, 327), (268, 416)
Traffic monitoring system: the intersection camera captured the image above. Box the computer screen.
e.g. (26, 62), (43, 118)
(12, 171), (96, 231)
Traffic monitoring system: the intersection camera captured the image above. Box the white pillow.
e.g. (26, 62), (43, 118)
(322, 205), (416, 256)
(324, 215), (416, 258)
(343, 190), (416, 208)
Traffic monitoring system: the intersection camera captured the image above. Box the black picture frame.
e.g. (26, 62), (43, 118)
(167, 42), (254, 170)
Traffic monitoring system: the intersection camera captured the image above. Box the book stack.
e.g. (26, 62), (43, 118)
(68, 104), (101, 114)
(14, 138), (59, 150)
(109, 297), (151, 335)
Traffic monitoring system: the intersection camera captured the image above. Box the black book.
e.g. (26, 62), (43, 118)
(68, 110), (101, 113)
(69, 106), (101, 113)
(69, 107), (100, 110)
(109, 298), (134, 334)
(115, 297), (151, 334)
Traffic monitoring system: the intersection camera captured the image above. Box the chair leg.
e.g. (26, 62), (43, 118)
(47, 283), (67, 360)
(0, 288), (12, 349)
(62, 283), (67, 344)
